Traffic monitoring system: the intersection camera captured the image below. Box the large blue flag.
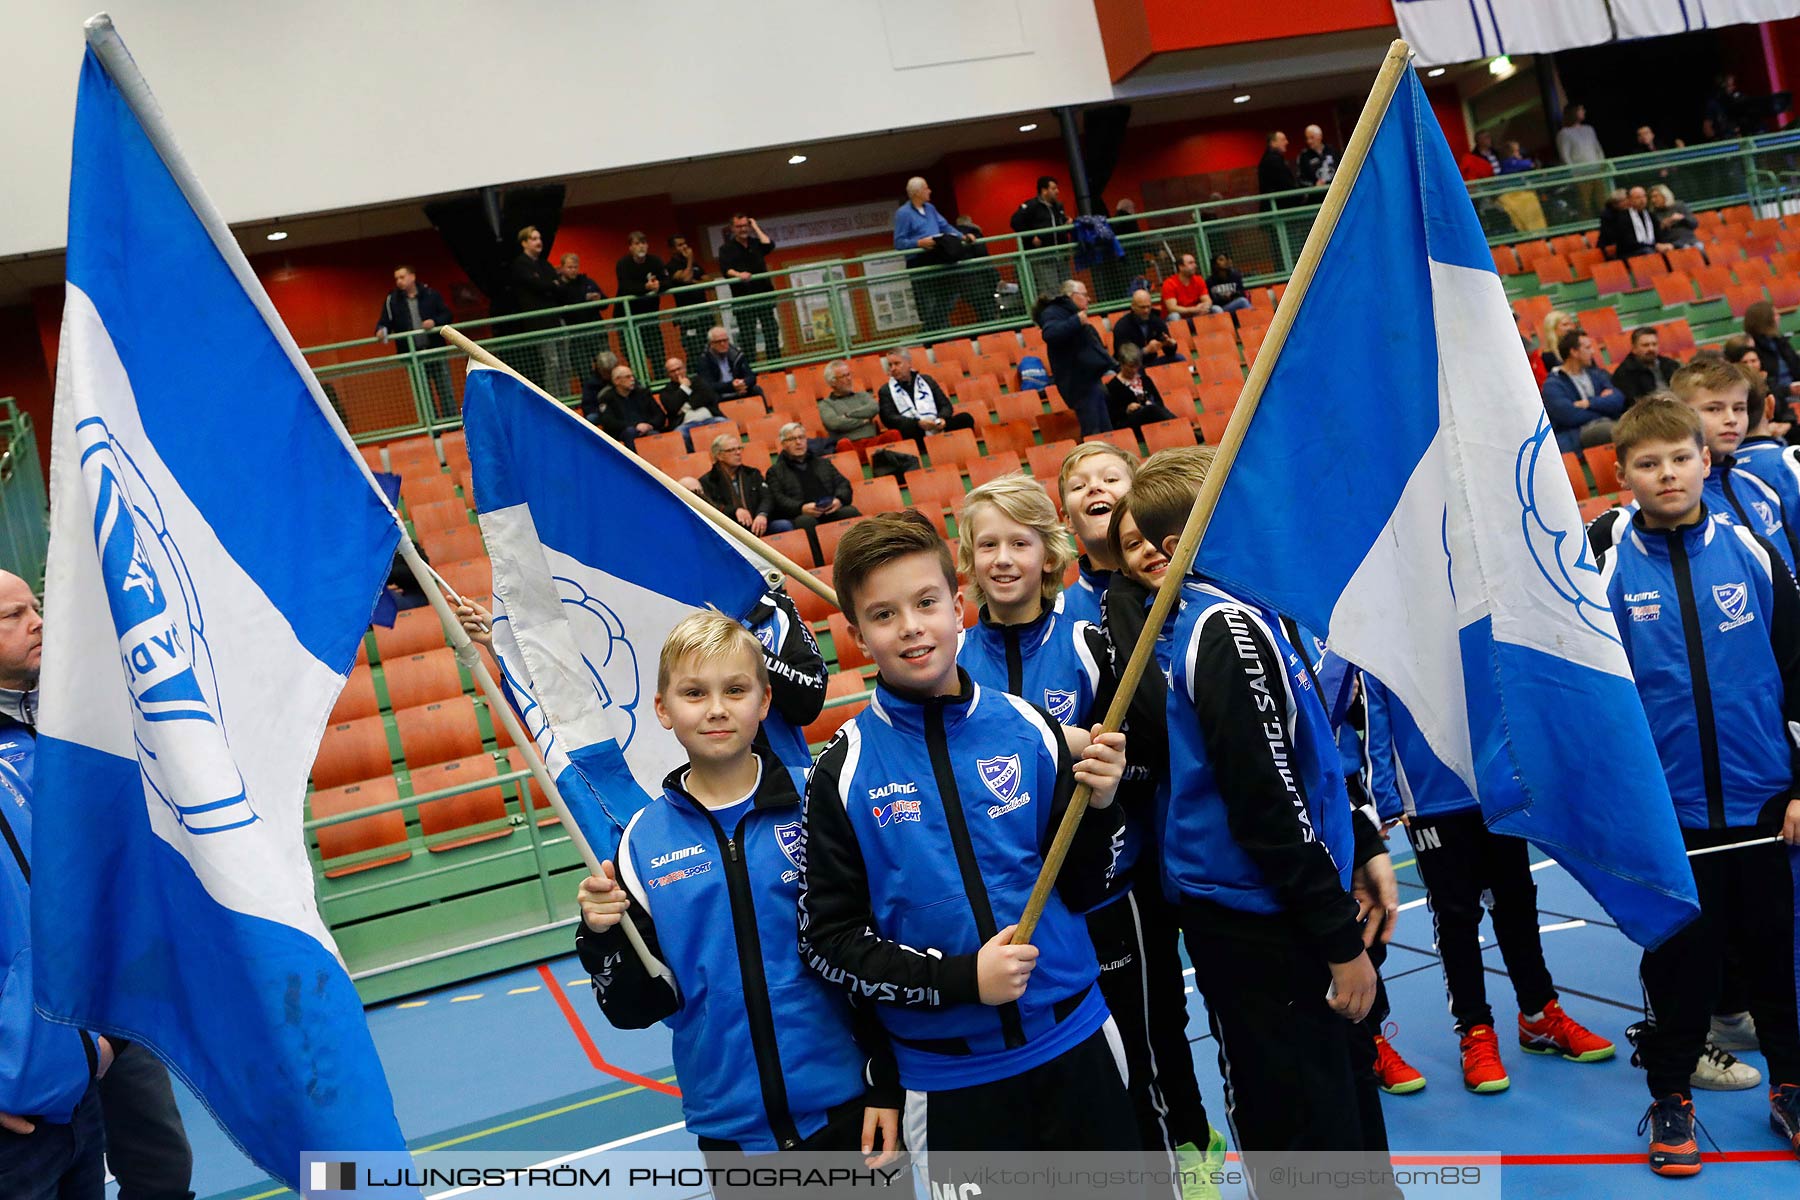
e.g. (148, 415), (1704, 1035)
(1197, 65), (1700, 948)
(462, 364), (769, 863)
(33, 27), (408, 1188)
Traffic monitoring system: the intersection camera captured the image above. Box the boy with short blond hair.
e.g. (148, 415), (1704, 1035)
(575, 611), (900, 1166)
(798, 512), (1139, 1155)
(1598, 396), (1800, 1175)
(1056, 443), (1138, 625)
(1669, 360), (1795, 568)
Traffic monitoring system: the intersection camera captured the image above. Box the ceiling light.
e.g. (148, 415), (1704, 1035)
(265, 230), (288, 241)
(1427, 67), (1446, 78)
(1488, 55), (1513, 77)
(1019, 123), (1038, 132)
(1233, 94), (1251, 104)
(787, 154), (807, 165)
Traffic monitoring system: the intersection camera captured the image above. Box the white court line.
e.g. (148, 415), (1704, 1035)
(1538, 919), (1587, 933)
(427, 1120), (688, 1199)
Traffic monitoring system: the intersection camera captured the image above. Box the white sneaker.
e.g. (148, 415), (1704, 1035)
(1691, 1037), (1762, 1091)
(1710, 1012), (1759, 1053)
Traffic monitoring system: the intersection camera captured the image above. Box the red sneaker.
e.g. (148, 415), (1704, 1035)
(1373, 1029), (1426, 1094)
(1460, 1025), (1511, 1093)
(1519, 999), (1616, 1062)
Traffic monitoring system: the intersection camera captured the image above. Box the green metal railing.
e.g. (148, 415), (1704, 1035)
(0, 400), (49, 588)
(301, 129), (1800, 448)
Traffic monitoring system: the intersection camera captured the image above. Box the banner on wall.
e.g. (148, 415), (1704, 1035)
(704, 200), (899, 256)
(1393, 0), (1800, 68)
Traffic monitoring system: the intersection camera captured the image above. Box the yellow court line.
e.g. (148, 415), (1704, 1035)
(506, 986), (540, 995)
(397, 1001), (429, 1009)
(1390, 857), (1415, 871)
(226, 1074), (681, 1200)
(448, 994), (484, 1003)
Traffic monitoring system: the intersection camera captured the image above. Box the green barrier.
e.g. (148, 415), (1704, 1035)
(0, 400), (49, 587)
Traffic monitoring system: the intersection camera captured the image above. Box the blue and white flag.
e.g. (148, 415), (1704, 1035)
(33, 28), (408, 1189)
(1391, 1), (1613, 67)
(1198, 65), (1700, 948)
(462, 364), (768, 864)
(1614, 0), (1800, 41)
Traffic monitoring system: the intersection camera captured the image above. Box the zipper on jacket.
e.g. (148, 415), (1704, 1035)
(925, 704), (1026, 1049)
(0, 805), (27, 882)
(1668, 533), (1727, 828)
(705, 813), (802, 1149)
(1003, 626), (1024, 695)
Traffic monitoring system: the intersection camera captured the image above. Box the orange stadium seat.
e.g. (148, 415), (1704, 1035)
(1585, 444), (1621, 494)
(437, 556), (492, 601)
(1654, 273), (1696, 308)
(400, 471), (459, 508)
(502, 748), (557, 827)
(765, 528), (816, 571)
(996, 390), (1045, 425)
(805, 672), (870, 745)
(983, 419), (1037, 457)
(1143, 418), (1198, 453)
(1726, 284), (1768, 318)
(311, 776), (410, 878)
(383, 647), (464, 711)
(1591, 262), (1630, 297)
(1037, 409), (1081, 444)
(1088, 428), (1141, 457)
(929, 429), (981, 469)
(331, 663), (380, 723)
(1197, 411), (1232, 445)
(1026, 440), (1078, 482)
(408, 499), (469, 535)
(313, 714), (392, 790)
(410, 754), (514, 852)
(966, 451), (1024, 488)
(372, 605), (446, 662)
(394, 696), (485, 771)
(828, 613), (871, 671)
(422, 524), (485, 563)
(815, 520), (857, 566)
(1562, 452), (1592, 500)
(854, 476), (903, 513)
(788, 565), (834, 625)
(907, 464), (966, 511)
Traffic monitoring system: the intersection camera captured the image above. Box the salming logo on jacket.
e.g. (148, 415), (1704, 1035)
(959, 602), (1137, 906)
(1597, 508), (1800, 831)
(1157, 577), (1363, 965)
(576, 752), (885, 1150)
(798, 672), (1122, 1091)
(1731, 436), (1800, 566)
(743, 587), (827, 772)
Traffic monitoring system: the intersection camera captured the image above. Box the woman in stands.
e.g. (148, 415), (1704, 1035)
(1204, 253), (1253, 313)
(1745, 300), (1800, 407)
(1104, 345), (1177, 432)
(1648, 185), (1699, 249)
(1539, 310), (1576, 376)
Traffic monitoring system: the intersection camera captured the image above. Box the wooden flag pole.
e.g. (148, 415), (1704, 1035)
(1012, 39), (1416, 943)
(438, 326), (839, 610)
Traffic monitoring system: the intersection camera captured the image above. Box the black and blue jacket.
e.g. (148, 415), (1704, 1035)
(1059, 558), (1109, 627)
(798, 671), (1123, 1091)
(1731, 435), (1800, 566)
(0, 689), (34, 787)
(1156, 576), (1362, 964)
(578, 752), (894, 1151)
(1597, 507), (1800, 831)
(743, 588), (827, 771)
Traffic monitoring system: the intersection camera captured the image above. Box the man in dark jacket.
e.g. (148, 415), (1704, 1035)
(697, 325), (762, 400)
(1111, 289), (1183, 367)
(507, 225), (569, 392)
(586, 363), (665, 447)
(1542, 330), (1626, 451)
(1258, 131), (1300, 209)
(1612, 327), (1682, 404)
(765, 423), (860, 560)
(555, 252), (611, 399)
(616, 232), (669, 370)
(1012, 176), (1070, 300)
(665, 234), (712, 365)
(877, 348), (976, 455)
(1036, 280), (1115, 437)
(1296, 125), (1339, 188)
(700, 434), (792, 535)
(375, 265), (457, 419)
(718, 214), (781, 361)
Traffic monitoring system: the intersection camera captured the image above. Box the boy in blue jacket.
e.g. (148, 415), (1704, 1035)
(574, 612), (900, 1164)
(1670, 359), (1794, 570)
(798, 511), (1137, 1159)
(1596, 397), (1800, 1176)
(0, 755), (115, 1200)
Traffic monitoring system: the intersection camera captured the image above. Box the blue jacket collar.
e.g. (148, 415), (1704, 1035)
(870, 668), (981, 734)
(658, 748), (797, 815)
(1629, 503), (1715, 557)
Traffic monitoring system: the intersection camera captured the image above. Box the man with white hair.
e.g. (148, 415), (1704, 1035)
(877, 348), (976, 455)
(696, 325), (762, 400)
(0, 569), (196, 1200)
(817, 360), (902, 457)
(1297, 123), (1339, 187)
(893, 176), (967, 333)
(765, 423), (860, 560)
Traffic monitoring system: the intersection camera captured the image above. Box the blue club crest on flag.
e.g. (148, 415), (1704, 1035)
(1043, 689), (1078, 725)
(977, 754), (1022, 804)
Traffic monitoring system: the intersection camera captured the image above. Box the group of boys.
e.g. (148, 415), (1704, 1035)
(569, 358), (1800, 1196)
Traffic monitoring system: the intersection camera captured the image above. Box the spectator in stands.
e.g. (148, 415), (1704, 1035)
(1648, 185), (1699, 249)
(1258, 130), (1299, 210)
(1724, 337), (1786, 435)
(1724, 335), (1771, 393)
(556, 252), (609, 396)
(1105, 344), (1177, 431)
(1745, 301), (1800, 408)
(876, 348), (975, 455)
(765, 422), (860, 558)
(375, 265), (456, 419)
(658, 357), (731, 450)
(700, 433), (791, 536)
(507, 225), (568, 391)
(719, 213), (780, 362)
(1613, 327), (1682, 404)
(1160, 252), (1213, 325)
(698, 325), (762, 400)
(1110, 198), (1141, 238)
(615, 232), (669, 370)
(894, 176), (967, 333)
(1111, 289), (1183, 366)
(588, 363), (664, 447)
(1601, 188), (1667, 261)
(1556, 104), (1605, 166)
(817, 359), (886, 446)
(1297, 124), (1339, 187)
(1034, 279), (1115, 437)
(580, 350), (620, 417)
(1542, 330), (1626, 451)
(1705, 75), (1745, 140)
(1499, 140), (1538, 174)
(1206, 253), (1254, 314)
(665, 234), (712, 366)
(1012, 176), (1070, 299)
(1460, 130), (1500, 181)
(1539, 310), (1577, 376)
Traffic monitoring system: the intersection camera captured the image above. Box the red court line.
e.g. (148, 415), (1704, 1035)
(537, 963), (682, 1096)
(1501, 1150), (1796, 1165)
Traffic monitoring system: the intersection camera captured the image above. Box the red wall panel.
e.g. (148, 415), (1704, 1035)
(1095, 0), (1398, 81)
